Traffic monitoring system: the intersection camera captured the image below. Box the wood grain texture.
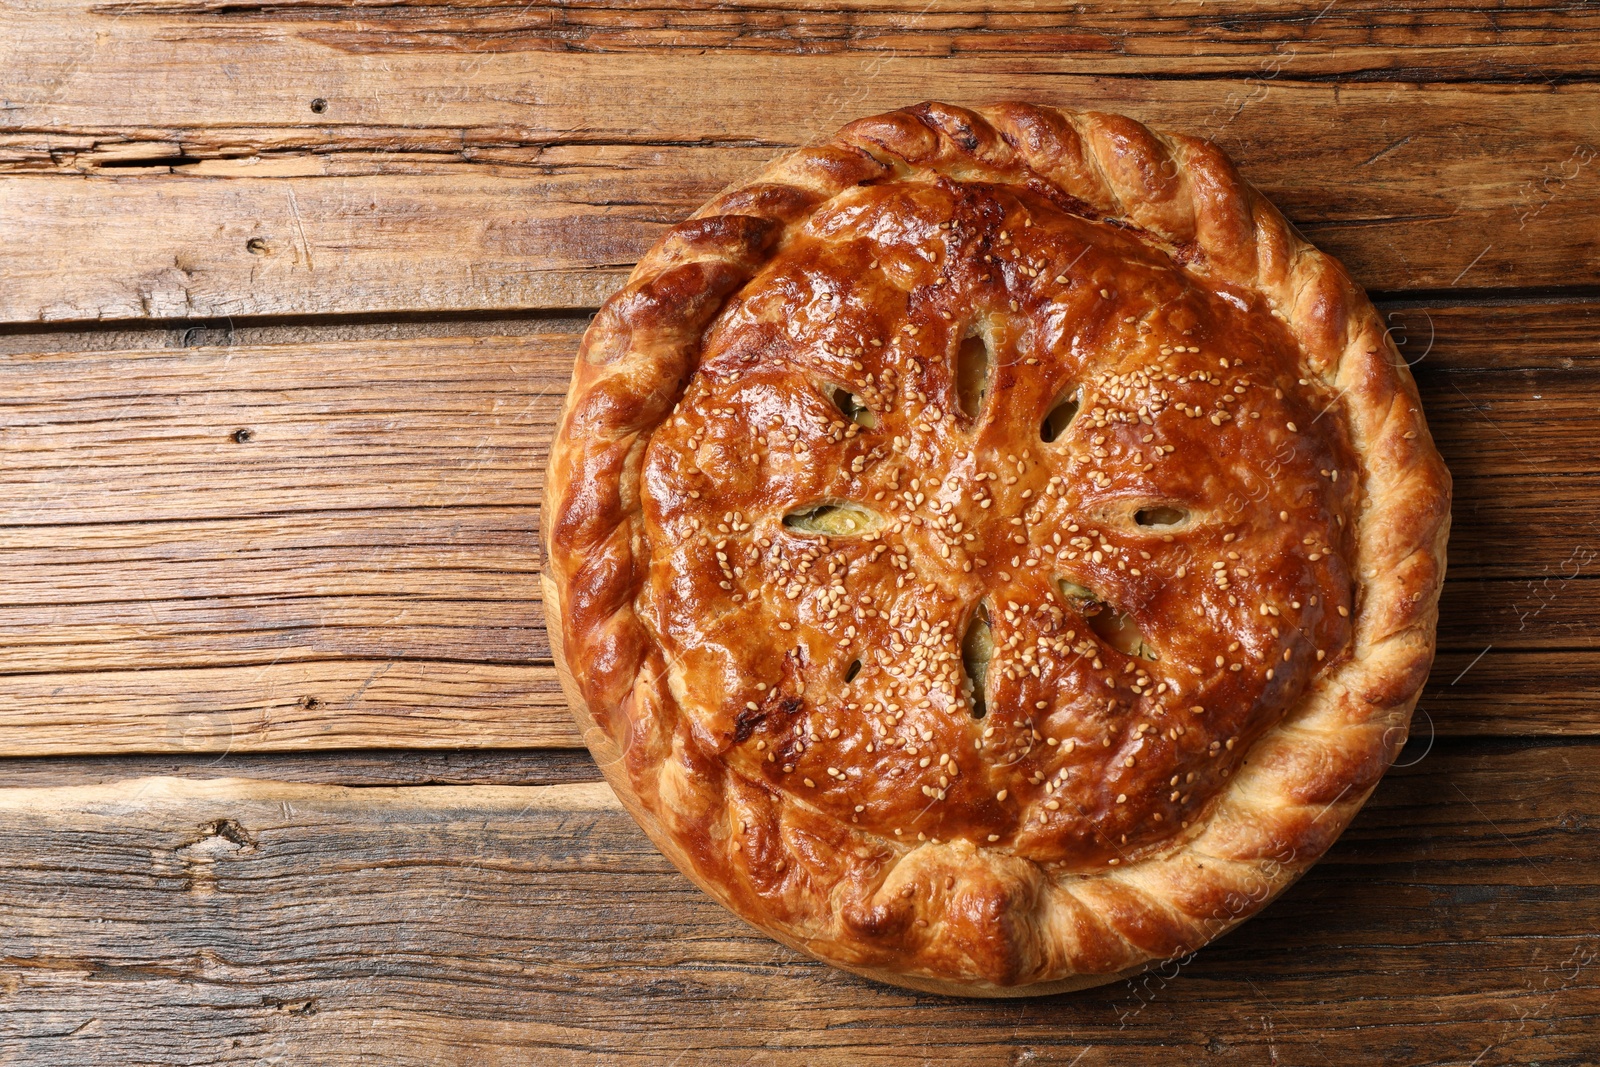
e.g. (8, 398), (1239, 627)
(0, 313), (1596, 752)
(1383, 301), (1600, 373)
(1419, 651), (1599, 737)
(0, 747), (600, 788)
(0, 662), (573, 754)
(0, 740), (1594, 1065)
(0, 336), (565, 522)
(67, 0), (1600, 73)
(0, 510), (549, 669)
(2, 25), (1598, 321)
(1, 0), (1593, 1057)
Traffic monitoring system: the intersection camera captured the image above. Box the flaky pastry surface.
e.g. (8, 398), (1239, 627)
(542, 102), (1450, 996)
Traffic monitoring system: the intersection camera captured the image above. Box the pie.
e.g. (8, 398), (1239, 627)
(541, 101), (1451, 996)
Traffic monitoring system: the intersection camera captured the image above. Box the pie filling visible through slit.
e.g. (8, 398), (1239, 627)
(544, 102), (1449, 995)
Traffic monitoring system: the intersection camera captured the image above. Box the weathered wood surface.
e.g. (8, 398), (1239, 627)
(0, 739), (1593, 1065)
(0, 302), (1596, 754)
(3, 2), (1597, 1055)
(3, 10), (1599, 322)
(0, 747), (600, 789)
(0, 663), (571, 754)
(0, 335), (564, 523)
(45, 0), (1600, 73)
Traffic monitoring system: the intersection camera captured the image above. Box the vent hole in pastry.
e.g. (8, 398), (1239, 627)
(961, 604), (994, 719)
(1057, 578), (1096, 604)
(782, 501), (885, 538)
(845, 658), (862, 684)
(829, 384), (876, 428)
(1135, 505), (1189, 528)
(1057, 578), (1157, 662)
(1040, 393), (1080, 443)
(956, 332), (992, 420)
(1091, 610), (1158, 662)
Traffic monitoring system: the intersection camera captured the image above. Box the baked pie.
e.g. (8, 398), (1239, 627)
(542, 102), (1450, 995)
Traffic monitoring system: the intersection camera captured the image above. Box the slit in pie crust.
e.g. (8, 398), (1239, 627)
(542, 101), (1451, 996)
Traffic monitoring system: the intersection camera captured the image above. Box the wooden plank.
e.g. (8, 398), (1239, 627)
(1422, 651), (1600, 737)
(0, 510), (550, 671)
(0, 337), (566, 523)
(1419, 368), (1600, 481)
(0, 747), (600, 789)
(1439, 581), (1600, 652)
(0, 661), (575, 755)
(0, 741), (1593, 1064)
(58, 0), (1600, 74)
(1384, 300), (1600, 373)
(0, 312), (596, 360)
(1451, 469), (1596, 557)
(0, 169), (677, 321)
(1447, 474), (1600, 584)
(2, 46), (1598, 320)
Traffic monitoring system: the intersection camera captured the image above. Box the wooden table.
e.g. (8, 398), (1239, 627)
(2, 2), (1598, 1062)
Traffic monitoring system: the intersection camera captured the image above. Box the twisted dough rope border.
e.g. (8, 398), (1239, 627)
(542, 101), (1452, 995)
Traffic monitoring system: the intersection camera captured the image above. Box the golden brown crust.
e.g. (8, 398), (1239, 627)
(542, 101), (1451, 995)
